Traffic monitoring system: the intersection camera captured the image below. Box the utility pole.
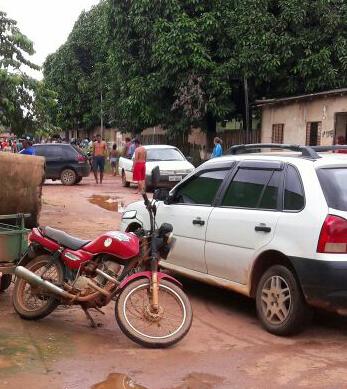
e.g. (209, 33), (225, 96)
(244, 75), (250, 144)
(100, 90), (103, 139)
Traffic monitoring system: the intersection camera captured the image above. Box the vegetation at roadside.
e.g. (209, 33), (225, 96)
(0, 11), (58, 136)
(2, 1), (347, 136)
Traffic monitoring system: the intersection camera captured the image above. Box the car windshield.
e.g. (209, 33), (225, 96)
(72, 145), (86, 156)
(146, 148), (185, 161)
(317, 168), (347, 211)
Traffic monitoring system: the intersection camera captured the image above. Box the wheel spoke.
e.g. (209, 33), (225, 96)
(123, 283), (186, 339)
(261, 274), (292, 325)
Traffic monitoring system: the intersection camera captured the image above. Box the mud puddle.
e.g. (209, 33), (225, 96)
(91, 372), (224, 389)
(171, 373), (224, 389)
(89, 195), (125, 213)
(91, 373), (147, 389)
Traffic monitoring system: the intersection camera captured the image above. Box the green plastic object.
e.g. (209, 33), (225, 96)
(0, 214), (30, 263)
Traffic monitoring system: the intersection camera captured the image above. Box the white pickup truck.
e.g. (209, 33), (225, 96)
(119, 145), (194, 190)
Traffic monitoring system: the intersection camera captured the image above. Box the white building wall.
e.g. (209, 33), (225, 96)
(261, 95), (347, 146)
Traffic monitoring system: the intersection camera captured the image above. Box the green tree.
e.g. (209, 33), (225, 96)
(43, 1), (110, 134)
(44, 0), (347, 139)
(0, 11), (40, 133)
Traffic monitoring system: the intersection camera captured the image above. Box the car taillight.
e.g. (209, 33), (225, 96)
(317, 215), (347, 253)
(77, 154), (86, 163)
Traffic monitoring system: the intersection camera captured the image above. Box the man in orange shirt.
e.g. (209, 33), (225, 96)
(132, 139), (147, 193)
(92, 134), (107, 184)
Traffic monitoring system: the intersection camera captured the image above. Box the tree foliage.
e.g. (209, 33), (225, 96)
(0, 11), (58, 135)
(44, 1), (110, 132)
(43, 0), (347, 135)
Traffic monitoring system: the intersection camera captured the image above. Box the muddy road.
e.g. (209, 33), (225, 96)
(1, 175), (347, 389)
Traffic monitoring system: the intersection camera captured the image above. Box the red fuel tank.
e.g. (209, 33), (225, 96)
(83, 231), (139, 260)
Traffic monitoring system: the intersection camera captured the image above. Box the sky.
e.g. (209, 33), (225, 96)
(0, 0), (100, 79)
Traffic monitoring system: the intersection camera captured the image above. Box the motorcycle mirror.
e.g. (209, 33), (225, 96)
(152, 166), (160, 187)
(153, 188), (170, 201)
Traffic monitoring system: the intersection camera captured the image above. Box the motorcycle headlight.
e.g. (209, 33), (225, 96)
(122, 210), (137, 220)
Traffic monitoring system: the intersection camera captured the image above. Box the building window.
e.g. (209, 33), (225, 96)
(306, 122), (322, 146)
(272, 124), (284, 143)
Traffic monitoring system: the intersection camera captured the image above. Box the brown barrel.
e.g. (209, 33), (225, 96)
(0, 153), (45, 227)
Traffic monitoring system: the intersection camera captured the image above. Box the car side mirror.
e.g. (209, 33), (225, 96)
(186, 156), (193, 163)
(153, 188), (170, 201)
(165, 193), (175, 205)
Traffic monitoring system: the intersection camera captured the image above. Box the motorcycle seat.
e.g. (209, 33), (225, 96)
(42, 226), (90, 251)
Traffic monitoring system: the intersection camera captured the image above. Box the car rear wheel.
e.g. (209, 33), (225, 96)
(256, 265), (311, 336)
(60, 169), (77, 185)
(122, 171), (130, 187)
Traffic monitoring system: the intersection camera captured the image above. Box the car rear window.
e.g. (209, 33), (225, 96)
(284, 165), (305, 211)
(317, 168), (347, 211)
(222, 168), (281, 210)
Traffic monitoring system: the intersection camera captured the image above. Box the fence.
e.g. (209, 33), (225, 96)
(140, 129), (260, 151)
(139, 129), (261, 166)
(218, 129), (261, 150)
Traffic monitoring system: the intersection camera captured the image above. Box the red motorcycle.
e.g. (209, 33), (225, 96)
(12, 193), (192, 348)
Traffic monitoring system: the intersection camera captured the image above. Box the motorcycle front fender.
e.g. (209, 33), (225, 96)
(118, 271), (182, 291)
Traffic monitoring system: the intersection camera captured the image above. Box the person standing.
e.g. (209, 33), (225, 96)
(211, 137), (223, 158)
(19, 140), (35, 155)
(123, 137), (132, 158)
(109, 144), (120, 176)
(128, 138), (136, 158)
(92, 134), (107, 184)
(132, 139), (147, 193)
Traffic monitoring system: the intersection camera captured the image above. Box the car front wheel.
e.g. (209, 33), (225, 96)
(256, 265), (311, 336)
(122, 171), (130, 187)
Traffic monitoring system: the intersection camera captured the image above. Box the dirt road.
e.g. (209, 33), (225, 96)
(1, 175), (347, 389)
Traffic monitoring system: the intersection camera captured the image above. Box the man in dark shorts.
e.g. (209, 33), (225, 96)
(132, 139), (147, 193)
(92, 134), (107, 184)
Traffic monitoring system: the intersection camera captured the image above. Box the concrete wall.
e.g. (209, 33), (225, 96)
(261, 95), (347, 145)
(0, 153), (45, 227)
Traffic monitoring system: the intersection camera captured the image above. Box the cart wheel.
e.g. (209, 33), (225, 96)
(0, 274), (12, 292)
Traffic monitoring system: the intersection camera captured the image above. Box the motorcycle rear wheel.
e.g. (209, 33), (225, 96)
(115, 278), (192, 348)
(13, 255), (64, 320)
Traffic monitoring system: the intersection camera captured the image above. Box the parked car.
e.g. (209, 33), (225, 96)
(120, 143), (347, 336)
(118, 145), (194, 190)
(33, 143), (90, 185)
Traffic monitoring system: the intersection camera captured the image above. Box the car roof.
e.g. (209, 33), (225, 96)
(201, 152), (347, 169)
(33, 143), (72, 147)
(143, 145), (177, 150)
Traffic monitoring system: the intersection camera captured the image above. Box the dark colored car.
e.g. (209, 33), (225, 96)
(33, 143), (90, 185)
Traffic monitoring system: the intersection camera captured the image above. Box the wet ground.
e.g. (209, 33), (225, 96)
(1, 174), (347, 388)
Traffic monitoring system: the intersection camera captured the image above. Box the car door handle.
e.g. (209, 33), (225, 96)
(255, 224), (271, 233)
(192, 218), (205, 226)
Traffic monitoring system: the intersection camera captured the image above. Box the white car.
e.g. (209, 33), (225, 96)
(118, 145), (194, 190)
(120, 143), (347, 335)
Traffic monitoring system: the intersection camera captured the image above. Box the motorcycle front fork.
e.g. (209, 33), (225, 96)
(150, 259), (159, 312)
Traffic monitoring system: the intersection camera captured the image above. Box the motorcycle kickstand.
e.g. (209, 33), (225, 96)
(93, 307), (105, 315)
(82, 308), (99, 328)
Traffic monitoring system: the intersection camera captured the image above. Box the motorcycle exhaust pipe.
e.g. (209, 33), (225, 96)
(15, 266), (75, 300)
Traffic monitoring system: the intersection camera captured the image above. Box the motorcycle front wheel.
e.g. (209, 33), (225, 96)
(115, 278), (192, 348)
(13, 255), (64, 320)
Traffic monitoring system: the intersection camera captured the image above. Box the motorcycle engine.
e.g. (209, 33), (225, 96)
(72, 261), (122, 293)
(94, 260), (123, 287)
(73, 275), (90, 291)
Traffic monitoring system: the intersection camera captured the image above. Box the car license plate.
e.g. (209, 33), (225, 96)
(169, 176), (182, 182)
